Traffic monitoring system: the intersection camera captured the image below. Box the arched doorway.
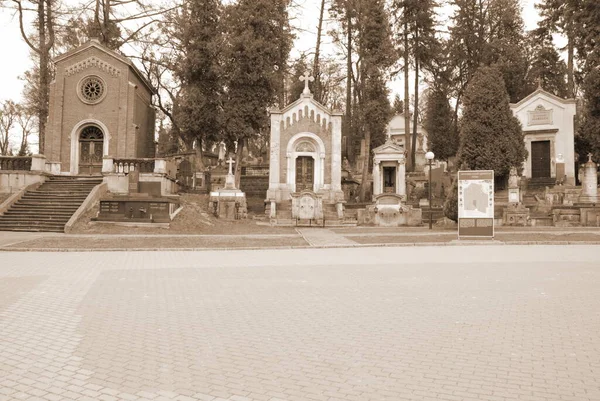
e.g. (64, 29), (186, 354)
(79, 125), (104, 174)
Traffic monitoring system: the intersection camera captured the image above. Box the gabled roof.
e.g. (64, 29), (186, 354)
(510, 87), (576, 109)
(54, 38), (155, 93)
(373, 140), (404, 155)
(275, 93), (343, 117)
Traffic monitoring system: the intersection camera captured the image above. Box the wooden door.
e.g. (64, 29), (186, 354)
(531, 140), (551, 178)
(295, 156), (314, 192)
(79, 126), (104, 175)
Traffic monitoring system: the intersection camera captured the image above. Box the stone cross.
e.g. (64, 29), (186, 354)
(588, 153), (594, 163)
(537, 76), (543, 89)
(300, 71), (314, 95)
(226, 157), (235, 175)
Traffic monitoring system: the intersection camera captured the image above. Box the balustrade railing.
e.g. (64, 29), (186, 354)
(0, 156), (32, 171)
(113, 158), (155, 173)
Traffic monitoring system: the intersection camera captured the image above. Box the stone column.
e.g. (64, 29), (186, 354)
(372, 159), (381, 197)
(579, 154), (598, 203)
(331, 113), (343, 191)
(268, 111), (282, 193)
(398, 160), (406, 198)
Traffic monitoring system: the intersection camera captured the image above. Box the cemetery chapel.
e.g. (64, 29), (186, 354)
(45, 38), (156, 176)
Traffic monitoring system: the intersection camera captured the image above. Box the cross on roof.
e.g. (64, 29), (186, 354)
(588, 153), (594, 163)
(300, 71), (314, 95)
(226, 157), (235, 175)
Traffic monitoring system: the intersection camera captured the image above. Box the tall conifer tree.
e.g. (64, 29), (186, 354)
(457, 66), (526, 179)
(175, 0), (223, 165)
(223, 0), (293, 186)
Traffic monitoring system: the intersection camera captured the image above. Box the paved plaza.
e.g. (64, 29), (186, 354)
(1, 246), (599, 401)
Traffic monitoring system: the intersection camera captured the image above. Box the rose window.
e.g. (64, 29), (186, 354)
(80, 76), (105, 103)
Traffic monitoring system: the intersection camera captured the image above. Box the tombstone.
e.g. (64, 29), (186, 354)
(578, 154), (598, 204)
(128, 170), (140, 194)
(208, 157), (248, 220)
(507, 166), (520, 204)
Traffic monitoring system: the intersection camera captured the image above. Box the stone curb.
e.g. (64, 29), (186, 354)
(2, 240), (600, 252)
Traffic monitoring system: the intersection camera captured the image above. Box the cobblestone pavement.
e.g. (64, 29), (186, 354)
(1, 246), (599, 401)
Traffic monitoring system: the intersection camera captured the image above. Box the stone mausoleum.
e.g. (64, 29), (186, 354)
(510, 86), (577, 185)
(266, 74), (345, 222)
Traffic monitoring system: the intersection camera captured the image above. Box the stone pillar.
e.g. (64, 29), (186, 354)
(579, 154), (598, 203)
(102, 157), (114, 173)
(30, 154), (47, 172)
(268, 111), (282, 191)
(398, 160), (406, 198)
(372, 159), (381, 197)
(331, 113), (343, 192)
(154, 158), (166, 174)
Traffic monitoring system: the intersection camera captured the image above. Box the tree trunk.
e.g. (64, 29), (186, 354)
(313, 0), (326, 102)
(234, 137), (245, 188)
(411, 47), (419, 172)
(567, 26), (574, 98)
(403, 19), (411, 171)
(359, 126), (370, 202)
(345, 5), (352, 162)
(14, 0), (54, 155)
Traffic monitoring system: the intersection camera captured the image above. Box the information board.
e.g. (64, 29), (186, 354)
(458, 170), (494, 238)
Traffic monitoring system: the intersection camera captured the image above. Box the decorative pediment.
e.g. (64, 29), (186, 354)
(527, 104), (553, 126)
(65, 56), (121, 77)
(373, 140), (404, 155)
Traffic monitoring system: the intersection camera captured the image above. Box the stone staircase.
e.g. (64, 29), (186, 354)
(0, 176), (102, 232)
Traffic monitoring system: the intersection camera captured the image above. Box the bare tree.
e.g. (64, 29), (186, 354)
(0, 101), (19, 156)
(16, 105), (36, 156)
(12, 0), (55, 155)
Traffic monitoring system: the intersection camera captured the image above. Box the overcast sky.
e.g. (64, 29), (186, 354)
(0, 0), (544, 104)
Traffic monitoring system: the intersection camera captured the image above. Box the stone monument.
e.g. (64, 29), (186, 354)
(507, 167), (520, 204)
(209, 157), (248, 219)
(578, 154), (598, 204)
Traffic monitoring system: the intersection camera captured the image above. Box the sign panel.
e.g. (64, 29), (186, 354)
(458, 170), (494, 238)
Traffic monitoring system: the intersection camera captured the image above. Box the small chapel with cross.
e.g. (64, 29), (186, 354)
(266, 72), (345, 222)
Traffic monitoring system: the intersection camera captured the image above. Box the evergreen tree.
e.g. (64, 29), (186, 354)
(524, 29), (568, 98)
(576, 0), (600, 162)
(486, 0), (529, 103)
(536, 0), (581, 97)
(424, 86), (457, 161)
(448, 0), (528, 115)
(223, 0), (293, 185)
(392, 94), (404, 115)
(457, 66), (526, 180)
(355, 0), (395, 201)
(392, 0), (439, 171)
(175, 0), (224, 161)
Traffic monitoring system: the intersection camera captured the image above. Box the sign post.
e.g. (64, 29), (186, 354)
(458, 170), (494, 238)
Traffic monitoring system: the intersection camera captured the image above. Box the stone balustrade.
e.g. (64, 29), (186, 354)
(0, 156), (33, 171)
(111, 158), (156, 174)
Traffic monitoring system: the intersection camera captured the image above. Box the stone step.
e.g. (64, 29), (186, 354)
(10, 205), (80, 210)
(15, 202), (84, 207)
(0, 174), (99, 232)
(0, 227), (64, 233)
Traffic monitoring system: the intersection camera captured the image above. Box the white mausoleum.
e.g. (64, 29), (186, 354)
(266, 75), (345, 219)
(510, 87), (577, 185)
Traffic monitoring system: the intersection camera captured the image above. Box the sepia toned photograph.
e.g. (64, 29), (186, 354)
(1, 0), (599, 400)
